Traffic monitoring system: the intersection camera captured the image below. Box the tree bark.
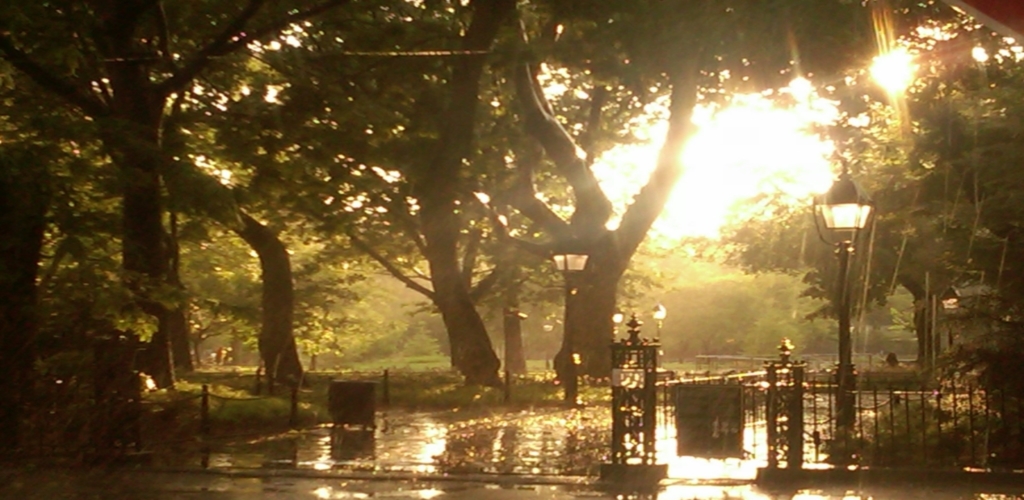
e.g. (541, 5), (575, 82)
(503, 305), (528, 376)
(94, 5), (176, 386)
(411, 0), (514, 387)
(0, 150), (49, 451)
(898, 275), (928, 366)
(237, 213), (302, 392)
(514, 62), (699, 379)
(106, 116), (176, 388)
(554, 239), (623, 381)
(167, 215), (194, 372)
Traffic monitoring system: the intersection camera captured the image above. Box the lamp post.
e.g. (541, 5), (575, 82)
(612, 311), (625, 337)
(652, 304), (666, 337)
(552, 252), (589, 406)
(815, 167), (872, 437)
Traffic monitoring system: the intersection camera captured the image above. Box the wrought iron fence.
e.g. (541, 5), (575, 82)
(805, 377), (1024, 470)
(659, 355), (1024, 471)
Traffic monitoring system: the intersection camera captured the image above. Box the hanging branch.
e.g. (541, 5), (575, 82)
(468, 266), (501, 302)
(346, 229), (435, 299)
(157, 0), (352, 95)
(475, 189), (553, 258)
(0, 35), (108, 117)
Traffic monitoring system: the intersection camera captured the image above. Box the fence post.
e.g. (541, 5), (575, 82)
(381, 369), (390, 407)
(289, 385), (299, 428)
(254, 366), (262, 395)
(200, 384), (211, 437)
(503, 368), (511, 404)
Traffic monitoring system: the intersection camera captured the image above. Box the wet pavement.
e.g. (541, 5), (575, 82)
(183, 406), (762, 483)
(5, 466), (1024, 499)
(5, 406), (1024, 499)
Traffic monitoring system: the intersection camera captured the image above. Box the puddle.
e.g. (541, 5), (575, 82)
(179, 406), (764, 483)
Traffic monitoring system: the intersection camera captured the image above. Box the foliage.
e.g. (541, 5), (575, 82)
(654, 265), (833, 358)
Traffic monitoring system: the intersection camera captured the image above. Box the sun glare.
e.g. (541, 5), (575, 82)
(593, 80), (838, 241)
(871, 47), (917, 95)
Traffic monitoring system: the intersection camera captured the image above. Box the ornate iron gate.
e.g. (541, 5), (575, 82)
(601, 314), (666, 483)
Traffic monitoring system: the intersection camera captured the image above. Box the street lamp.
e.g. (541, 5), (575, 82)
(552, 251), (589, 406)
(815, 166), (872, 437)
(652, 304), (666, 337)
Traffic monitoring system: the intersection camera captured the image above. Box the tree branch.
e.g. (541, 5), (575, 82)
(346, 229), (435, 299)
(476, 189), (552, 259)
(158, 0), (352, 94)
(468, 265), (501, 303)
(615, 66), (700, 257)
(461, 227), (482, 290)
(506, 141), (572, 239)
(0, 34), (108, 117)
(513, 62), (612, 234)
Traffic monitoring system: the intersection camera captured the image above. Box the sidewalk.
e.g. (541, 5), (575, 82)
(183, 405), (759, 482)
(5, 406), (1024, 499)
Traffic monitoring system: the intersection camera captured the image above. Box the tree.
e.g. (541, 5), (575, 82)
(210, 0), (519, 385)
(485, 0), (892, 380)
(721, 4), (1024, 369)
(1, 1), (352, 386)
(0, 146), (50, 450)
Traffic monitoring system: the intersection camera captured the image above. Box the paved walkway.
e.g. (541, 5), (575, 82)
(179, 406), (761, 482)
(4, 406), (1024, 499)
(3, 465), (1023, 499)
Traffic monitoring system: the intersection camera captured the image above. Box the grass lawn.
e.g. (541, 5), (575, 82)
(140, 365), (610, 443)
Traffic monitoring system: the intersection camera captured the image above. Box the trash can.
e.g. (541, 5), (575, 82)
(328, 381), (376, 429)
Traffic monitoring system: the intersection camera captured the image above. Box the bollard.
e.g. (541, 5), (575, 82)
(382, 369), (391, 407)
(503, 368), (511, 404)
(289, 385), (299, 428)
(200, 384), (211, 437)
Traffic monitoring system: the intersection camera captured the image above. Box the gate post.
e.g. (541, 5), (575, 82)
(766, 363), (779, 470)
(787, 363), (805, 469)
(601, 314), (667, 485)
(765, 339), (806, 470)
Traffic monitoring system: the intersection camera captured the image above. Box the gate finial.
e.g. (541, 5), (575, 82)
(778, 338), (794, 364)
(626, 313), (643, 344)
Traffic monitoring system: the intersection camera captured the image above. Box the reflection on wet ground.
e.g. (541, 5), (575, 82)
(193, 407), (616, 478)
(5, 467), (1024, 500)
(106, 406), (1024, 499)
(182, 406), (765, 482)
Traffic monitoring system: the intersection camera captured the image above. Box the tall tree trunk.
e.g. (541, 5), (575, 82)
(0, 150), (49, 451)
(101, 43), (175, 387)
(898, 275), (928, 366)
(165, 230), (194, 372)
(237, 213), (302, 392)
(231, 336), (246, 365)
(555, 242), (622, 382)
(115, 137), (175, 387)
(412, 0), (514, 386)
(503, 307), (527, 375)
(166, 306), (193, 372)
(422, 239), (501, 386)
